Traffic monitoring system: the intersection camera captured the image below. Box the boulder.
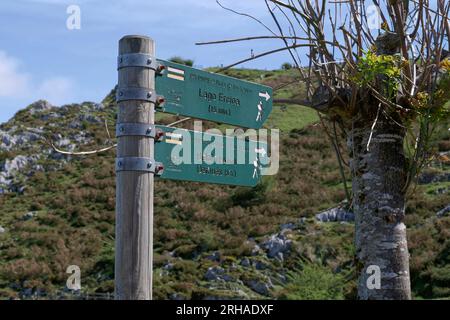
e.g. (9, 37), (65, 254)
(418, 171), (450, 184)
(204, 266), (233, 282)
(251, 244), (262, 256)
(0, 131), (16, 149)
(254, 260), (268, 270)
(246, 279), (273, 296)
(23, 211), (37, 221)
(437, 204), (450, 218)
(72, 133), (91, 144)
(169, 293), (186, 300)
(240, 257), (251, 267)
(205, 251), (221, 262)
(2, 155), (31, 173)
(69, 120), (82, 129)
(40, 112), (59, 121)
(315, 207), (355, 222)
(280, 222), (296, 231)
(28, 100), (53, 115)
(16, 132), (41, 145)
(163, 262), (174, 271)
(79, 114), (101, 124)
(56, 138), (71, 147)
(95, 103), (105, 110)
(261, 233), (292, 261)
(0, 173), (12, 186)
(0, 226), (5, 234)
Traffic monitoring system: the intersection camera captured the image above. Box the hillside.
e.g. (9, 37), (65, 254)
(0, 68), (449, 300)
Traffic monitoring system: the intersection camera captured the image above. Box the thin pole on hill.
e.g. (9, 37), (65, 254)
(115, 35), (155, 299)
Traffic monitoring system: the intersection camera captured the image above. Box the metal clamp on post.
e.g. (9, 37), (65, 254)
(116, 157), (156, 173)
(116, 123), (156, 139)
(116, 157), (164, 176)
(116, 87), (156, 103)
(117, 53), (158, 70)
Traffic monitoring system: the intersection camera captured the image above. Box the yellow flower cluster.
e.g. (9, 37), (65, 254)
(441, 58), (450, 72)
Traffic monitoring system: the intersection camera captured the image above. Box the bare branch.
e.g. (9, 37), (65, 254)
(50, 142), (116, 156)
(218, 43), (315, 71)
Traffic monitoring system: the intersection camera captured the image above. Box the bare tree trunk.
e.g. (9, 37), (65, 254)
(348, 112), (412, 300)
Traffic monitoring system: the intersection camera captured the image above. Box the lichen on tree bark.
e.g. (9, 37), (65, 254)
(349, 114), (411, 300)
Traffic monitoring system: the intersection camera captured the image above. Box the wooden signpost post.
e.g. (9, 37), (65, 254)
(115, 35), (273, 300)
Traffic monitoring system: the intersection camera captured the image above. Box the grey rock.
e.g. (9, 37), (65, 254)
(40, 112), (59, 121)
(0, 153), (41, 193)
(169, 293), (186, 300)
(275, 252), (284, 261)
(204, 266), (233, 282)
(16, 131), (41, 144)
(33, 164), (44, 172)
(69, 120), (82, 129)
(240, 257), (251, 267)
(56, 138), (71, 147)
(254, 260), (268, 270)
(261, 233), (292, 260)
(315, 207), (355, 222)
(72, 133), (91, 145)
(0, 173), (12, 186)
(28, 100), (53, 115)
(95, 103), (105, 110)
(206, 251), (221, 262)
(50, 150), (68, 161)
(21, 288), (33, 297)
(55, 138), (76, 152)
(251, 244), (262, 256)
(2, 155), (35, 173)
(0, 131), (16, 148)
(437, 204), (450, 218)
(163, 262), (174, 271)
(280, 222), (296, 231)
(418, 171), (450, 184)
(0, 226), (5, 234)
(246, 279), (273, 296)
(434, 187), (449, 195)
(23, 211), (37, 221)
(205, 266), (224, 281)
(79, 114), (101, 124)
(277, 273), (288, 284)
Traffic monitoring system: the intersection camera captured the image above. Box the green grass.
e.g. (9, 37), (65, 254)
(265, 105), (319, 132)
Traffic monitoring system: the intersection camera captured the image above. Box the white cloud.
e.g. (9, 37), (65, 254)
(0, 51), (31, 97)
(36, 77), (74, 105)
(0, 50), (74, 106)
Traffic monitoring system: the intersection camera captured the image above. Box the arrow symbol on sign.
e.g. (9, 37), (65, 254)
(259, 91), (271, 101)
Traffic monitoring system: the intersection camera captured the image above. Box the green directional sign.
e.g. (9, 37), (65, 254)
(155, 125), (269, 187)
(156, 60), (273, 129)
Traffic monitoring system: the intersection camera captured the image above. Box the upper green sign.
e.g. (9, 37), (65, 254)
(155, 125), (269, 187)
(156, 60), (273, 129)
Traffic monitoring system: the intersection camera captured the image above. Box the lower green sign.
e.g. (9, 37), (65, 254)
(155, 125), (269, 187)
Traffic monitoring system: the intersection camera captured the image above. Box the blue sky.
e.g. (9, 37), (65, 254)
(0, 0), (293, 123)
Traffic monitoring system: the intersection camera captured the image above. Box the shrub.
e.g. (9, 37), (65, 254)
(281, 62), (293, 70)
(169, 56), (194, 67)
(275, 259), (346, 300)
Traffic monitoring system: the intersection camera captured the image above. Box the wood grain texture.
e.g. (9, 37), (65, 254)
(115, 35), (154, 300)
